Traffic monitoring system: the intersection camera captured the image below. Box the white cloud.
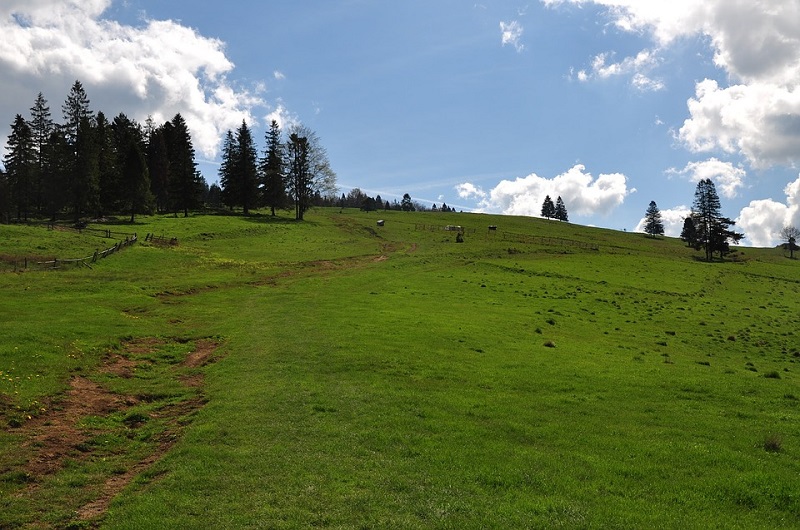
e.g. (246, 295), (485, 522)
(500, 20), (525, 52)
(634, 205), (690, 237)
(737, 175), (800, 247)
(666, 158), (746, 199)
(456, 182), (487, 200)
(264, 101), (299, 131)
(578, 49), (664, 91)
(459, 164), (631, 218)
(273, 71), (285, 80)
(0, 1), (266, 159)
(545, 0), (800, 169)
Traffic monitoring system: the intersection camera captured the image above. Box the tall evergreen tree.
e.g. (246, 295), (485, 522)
(120, 137), (152, 222)
(541, 195), (555, 219)
(643, 200), (665, 238)
(260, 120), (286, 216)
(4, 115), (36, 220)
(218, 130), (238, 210)
(28, 92), (53, 213)
(70, 117), (100, 222)
(147, 125), (170, 213)
(41, 128), (72, 221)
(680, 217), (697, 247)
(554, 196), (568, 222)
(692, 178), (722, 261)
(235, 120), (259, 214)
(62, 80), (93, 147)
(164, 114), (202, 217)
(97, 112), (121, 216)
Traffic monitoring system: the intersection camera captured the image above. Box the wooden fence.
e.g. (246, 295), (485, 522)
(3, 234), (138, 272)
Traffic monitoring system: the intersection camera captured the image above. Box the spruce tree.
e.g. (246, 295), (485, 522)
(680, 217), (697, 247)
(4, 115), (36, 220)
(554, 196), (568, 222)
(541, 195), (555, 219)
(235, 120), (259, 215)
(260, 120), (286, 216)
(692, 179), (722, 261)
(218, 130), (238, 210)
(164, 114), (202, 217)
(643, 200), (664, 238)
(29, 92), (53, 213)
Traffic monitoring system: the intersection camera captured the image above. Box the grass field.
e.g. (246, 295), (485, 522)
(1, 209), (799, 528)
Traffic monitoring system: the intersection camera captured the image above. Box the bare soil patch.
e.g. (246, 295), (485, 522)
(6, 337), (220, 525)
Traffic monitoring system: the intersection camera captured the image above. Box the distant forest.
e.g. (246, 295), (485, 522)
(0, 80), (346, 224)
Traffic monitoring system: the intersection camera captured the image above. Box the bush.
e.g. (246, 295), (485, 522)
(543, 341), (556, 348)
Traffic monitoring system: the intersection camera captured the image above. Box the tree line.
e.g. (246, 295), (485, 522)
(1, 81), (337, 224)
(335, 189), (456, 213)
(640, 178), (750, 261)
(217, 119), (337, 220)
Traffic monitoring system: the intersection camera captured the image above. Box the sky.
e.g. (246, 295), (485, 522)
(2, 1), (800, 246)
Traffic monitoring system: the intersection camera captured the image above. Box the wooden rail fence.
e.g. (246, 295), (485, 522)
(3, 234), (138, 272)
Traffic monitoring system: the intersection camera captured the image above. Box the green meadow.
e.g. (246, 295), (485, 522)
(1, 209), (799, 528)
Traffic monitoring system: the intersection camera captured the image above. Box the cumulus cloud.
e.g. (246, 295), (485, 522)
(457, 164), (631, 218)
(264, 101), (299, 131)
(634, 205), (691, 238)
(500, 20), (525, 52)
(666, 158), (746, 199)
(456, 182), (487, 200)
(577, 50), (664, 91)
(0, 0), (265, 159)
(545, 0), (800, 169)
(737, 175), (800, 247)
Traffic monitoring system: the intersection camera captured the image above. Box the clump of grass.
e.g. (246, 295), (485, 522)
(727, 335), (736, 341)
(543, 340), (556, 348)
(697, 361), (710, 366)
(665, 331), (676, 336)
(764, 371), (781, 379)
(534, 327), (542, 334)
(656, 340), (668, 347)
(546, 318), (556, 326)
(763, 433), (783, 453)
(784, 393), (798, 401)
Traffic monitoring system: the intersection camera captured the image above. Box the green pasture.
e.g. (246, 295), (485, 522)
(1, 209), (799, 528)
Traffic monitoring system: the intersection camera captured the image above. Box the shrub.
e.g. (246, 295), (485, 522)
(764, 371), (781, 379)
(543, 341), (556, 348)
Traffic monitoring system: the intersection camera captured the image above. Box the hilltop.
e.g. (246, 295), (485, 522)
(1, 209), (798, 528)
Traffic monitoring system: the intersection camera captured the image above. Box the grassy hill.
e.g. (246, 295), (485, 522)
(1, 209), (799, 528)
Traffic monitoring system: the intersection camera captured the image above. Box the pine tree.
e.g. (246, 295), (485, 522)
(4, 115), (36, 220)
(28, 92), (53, 213)
(235, 120), (259, 215)
(164, 114), (202, 217)
(554, 196), (568, 222)
(401, 193), (413, 211)
(692, 179), (722, 261)
(680, 217), (696, 247)
(541, 195), (555, 219)
(218, 130), (238, 210)
(41, 128), (72, 221)
(643, 200), (664, 238)
(147, 125), (170, 213)
(62, 80), (93, 147)
(260, 120), (286, 216)
(97, 112), (121, 216)
(71, 117), (100, 222)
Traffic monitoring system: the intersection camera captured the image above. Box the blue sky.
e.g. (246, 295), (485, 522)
(2, 1), (800, 246)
